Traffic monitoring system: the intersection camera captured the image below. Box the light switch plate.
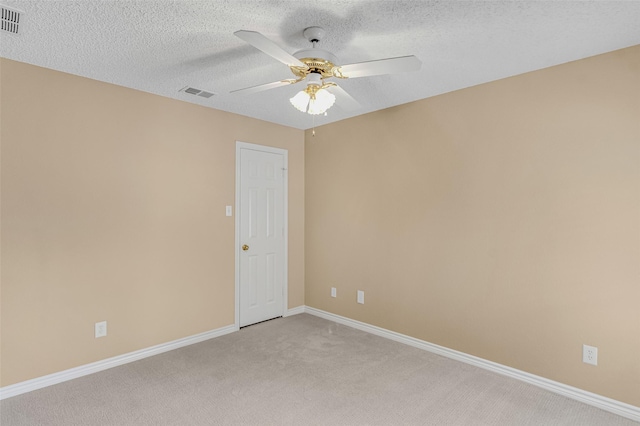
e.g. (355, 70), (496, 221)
(95, 321), (107, 338)
(357, 290), (364, 304)
(226, 206), (232, 216)
(331, 287), (337, 298)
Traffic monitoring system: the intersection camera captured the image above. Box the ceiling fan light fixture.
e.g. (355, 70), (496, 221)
(290, 84), (335, 115)
(308, 88), (335, 115)
(290, 90), (311, 112)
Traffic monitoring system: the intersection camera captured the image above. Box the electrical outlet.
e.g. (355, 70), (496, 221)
(583, 344), (598, 366)
(331, 287), (337, 298)
(357, 290), (364, 304)
(95, 321), (107, 338)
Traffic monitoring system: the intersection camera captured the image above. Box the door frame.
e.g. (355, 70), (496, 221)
(235, 141), (288, 329)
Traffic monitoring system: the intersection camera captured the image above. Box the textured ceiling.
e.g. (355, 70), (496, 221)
(1, 1), (639, 130)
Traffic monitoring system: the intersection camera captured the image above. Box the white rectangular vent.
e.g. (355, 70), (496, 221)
(1, 5), (21, 35)
(181, 86), (215, 99)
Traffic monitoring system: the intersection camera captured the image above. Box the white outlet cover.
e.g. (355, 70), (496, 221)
(331, 287), (337, 298)
(357, 290), (364, 304)
(225, 206), (232, 216)
(95, 321), (107, 338)
(582, 344), (598, 366)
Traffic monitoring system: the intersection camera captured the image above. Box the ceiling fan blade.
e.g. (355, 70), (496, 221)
(329, 85), (361, 111)
(230, 79), (295, 95)
(234, 30), (306, 68)
(334, 55), (421, 79)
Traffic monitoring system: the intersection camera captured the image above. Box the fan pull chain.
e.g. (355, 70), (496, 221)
(312, 114), (316, 137)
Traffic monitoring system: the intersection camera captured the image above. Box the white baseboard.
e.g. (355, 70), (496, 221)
(3, 308), (638, 422)
(304, 306), (640, 423)
(284, 305), (305, 317)
(0, 323), (237, 401)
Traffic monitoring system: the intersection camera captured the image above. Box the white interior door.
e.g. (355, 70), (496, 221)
(237, 143), (287, 327)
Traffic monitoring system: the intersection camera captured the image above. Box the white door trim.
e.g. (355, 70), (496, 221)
(235, 141), (288, 329)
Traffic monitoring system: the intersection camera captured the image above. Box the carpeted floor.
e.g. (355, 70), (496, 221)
(1, 314), (637, 425)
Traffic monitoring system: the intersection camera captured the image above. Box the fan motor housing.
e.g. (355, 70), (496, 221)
(292, 49), (338, 79)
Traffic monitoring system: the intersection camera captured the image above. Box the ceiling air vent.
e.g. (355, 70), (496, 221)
(1, 5), (21, 35)
(180, 86), (215, 99)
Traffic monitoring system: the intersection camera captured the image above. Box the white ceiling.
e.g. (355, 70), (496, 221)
(1, 1), (639, 130)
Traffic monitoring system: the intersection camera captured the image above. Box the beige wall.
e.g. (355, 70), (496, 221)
(0, 59), (304, 386)
(305, 46), (640, 406)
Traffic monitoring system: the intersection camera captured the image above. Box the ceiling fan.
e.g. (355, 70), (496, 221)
(231, 26), (421, 115)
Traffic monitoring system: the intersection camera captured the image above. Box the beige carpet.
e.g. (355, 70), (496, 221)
(1, 314), (637, 425)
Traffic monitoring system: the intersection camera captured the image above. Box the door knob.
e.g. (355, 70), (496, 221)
(242, 244), (249, 251)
